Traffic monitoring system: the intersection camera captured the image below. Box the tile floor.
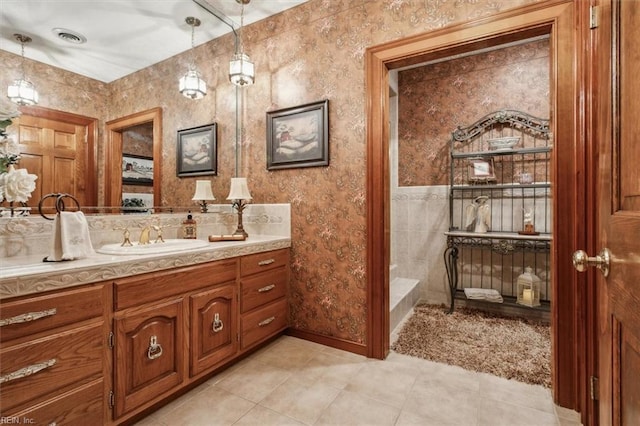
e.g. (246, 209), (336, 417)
(135, 335), (582, 426)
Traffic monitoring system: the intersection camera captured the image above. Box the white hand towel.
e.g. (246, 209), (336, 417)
(46, 211), (95, 261)
(463, 288), (503, 303)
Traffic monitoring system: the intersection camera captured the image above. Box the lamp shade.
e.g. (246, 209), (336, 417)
(192, 180), (215, 201)
(226, 177), (252, 201)
(179, 69), (207, 100)
(229, 53), (255, 86)
(7, 78), (38, 106)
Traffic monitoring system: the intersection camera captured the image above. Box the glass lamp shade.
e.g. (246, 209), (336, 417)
(179, 69), (207, 100)
(226, 177), (252, 201)
(192, 180), (216, 201)
(229, 53), (255, 86)
(7, 78), (39, 106)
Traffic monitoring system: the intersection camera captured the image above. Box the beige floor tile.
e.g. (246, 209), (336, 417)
(315, 389), (401, 426)
(252, 337), (320, 370)
(477, 398), (558, 426)
(414, 361), (481, 393)
(555, 405), (582, 423)
(214, 358), (292, 402)
(158, 386), (254, 426)
(234, 405), (307, 426)
(403, 376), (480, 425)
(133, 412), (168, 426)
(289, 351), (367, 389)
(344, 361), (417, 408)
(259, 376), (341, 424)
(478, 372), (555, 414)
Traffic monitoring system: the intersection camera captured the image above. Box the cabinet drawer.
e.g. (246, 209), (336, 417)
(240, 249), (289, 277)
(241, 299), (287, 350)
(8, 379), (103, 426)
(0, 284), (104, 343)
(114, 258), (237, 310)
(0, 322), (103, 412)
(240, 267), (287, 313)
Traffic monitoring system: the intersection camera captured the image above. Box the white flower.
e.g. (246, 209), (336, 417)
(0, 166), (37, 203)
(0, 137), (21, 158)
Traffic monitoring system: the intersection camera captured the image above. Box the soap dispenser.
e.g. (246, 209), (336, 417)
(182, 212), (197, 239)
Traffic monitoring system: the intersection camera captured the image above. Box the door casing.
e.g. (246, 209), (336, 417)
(365, 0), (589, 417)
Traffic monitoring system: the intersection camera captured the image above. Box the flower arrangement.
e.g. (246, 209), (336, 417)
(0, 98), (37, 206)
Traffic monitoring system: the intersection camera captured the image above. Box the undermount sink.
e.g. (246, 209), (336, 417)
(96, 239), (209, 256)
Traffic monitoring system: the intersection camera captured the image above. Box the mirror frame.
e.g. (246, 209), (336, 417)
(105, 107), (162, 209)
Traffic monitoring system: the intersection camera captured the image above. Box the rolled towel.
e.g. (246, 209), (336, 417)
(46, 211), (95, 261)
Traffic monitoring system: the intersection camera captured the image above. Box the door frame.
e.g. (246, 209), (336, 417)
(105, 108), (162, 209)
(365, 0), (588, 415)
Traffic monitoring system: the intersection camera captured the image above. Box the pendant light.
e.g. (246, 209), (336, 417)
(179, 17), (207, 100)
(229, 0), (254, 86)
(7, 34), (39, 106)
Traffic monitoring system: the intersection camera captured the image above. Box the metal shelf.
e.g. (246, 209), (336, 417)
(451, 146), (552, 159)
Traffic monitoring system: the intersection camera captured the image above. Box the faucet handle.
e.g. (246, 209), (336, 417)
(152, 223), (165, 243)
(120, 227), (133, 247)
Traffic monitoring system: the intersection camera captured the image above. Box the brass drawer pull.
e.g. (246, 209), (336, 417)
(147, 335), (163, 360)
(0, 308), (57, 327)
(257, 259), (275, 266)
(0, 358), (57, 384)
(258, 284), (276, 293)
(258, 316), (275, 327)
(212, 313), (224, 333)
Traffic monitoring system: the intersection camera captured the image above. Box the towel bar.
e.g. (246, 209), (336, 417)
(38, 193), (81, 220)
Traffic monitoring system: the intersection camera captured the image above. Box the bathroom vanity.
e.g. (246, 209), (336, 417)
(0, 230), (290, 425)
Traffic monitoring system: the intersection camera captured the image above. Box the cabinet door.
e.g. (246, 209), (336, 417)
(190, 284), (237, 377)
(114, 298), (184, 418)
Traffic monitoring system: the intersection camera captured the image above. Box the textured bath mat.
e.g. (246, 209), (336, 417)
(391, 304), (551, 387)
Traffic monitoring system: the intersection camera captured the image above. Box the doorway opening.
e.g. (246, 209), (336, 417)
(105, 108), (162, 210)
(366, 1), (582, 412)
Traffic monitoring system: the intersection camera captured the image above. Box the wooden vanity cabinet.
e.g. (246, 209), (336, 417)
(0, 283), (108, 425)
(190, 283), (237, 377)
(239, 249), (289, 351)
(111, 259), (237, 419)
(113, 297), (184, 418)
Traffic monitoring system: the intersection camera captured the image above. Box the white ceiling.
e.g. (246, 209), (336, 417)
(0, 0), (308, 83)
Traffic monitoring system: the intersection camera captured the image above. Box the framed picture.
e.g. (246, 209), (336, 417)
(468, 157), (496, 183)
(122, 154), (153, 186)
(266, 99), (329, 170)
(177, 123), (217, 177)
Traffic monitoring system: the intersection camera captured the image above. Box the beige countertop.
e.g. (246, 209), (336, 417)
(0, 235), (291, 300)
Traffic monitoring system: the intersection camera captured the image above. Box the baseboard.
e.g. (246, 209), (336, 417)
(286, 327), (367, 356)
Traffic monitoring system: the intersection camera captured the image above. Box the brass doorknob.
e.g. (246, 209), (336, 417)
(572, 248), (611, 278)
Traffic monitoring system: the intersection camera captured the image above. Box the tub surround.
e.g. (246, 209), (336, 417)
(0, 204), (291, 299)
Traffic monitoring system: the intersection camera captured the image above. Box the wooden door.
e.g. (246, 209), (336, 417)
(14, 106), (97, 211)
(114, 298), (184, 418)
(189, 284), (237, 377)
(594, 1), (640, 424)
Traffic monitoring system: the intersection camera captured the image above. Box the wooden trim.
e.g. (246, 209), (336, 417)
(286, 327), (367, 356)
(365, 0), (583, 413)
(105, 108), (162, 208)
(17, 105), (98, 207)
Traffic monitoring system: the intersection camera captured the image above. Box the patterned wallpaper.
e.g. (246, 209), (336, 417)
(398, 39), (550, 186)
(1, 0), (543, 346)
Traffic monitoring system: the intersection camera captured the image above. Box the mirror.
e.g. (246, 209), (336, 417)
(105, 108), (162, 210)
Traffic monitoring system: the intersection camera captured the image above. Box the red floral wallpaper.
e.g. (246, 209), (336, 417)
(398, 39), (550, 186)
(1, 0), (544, 346)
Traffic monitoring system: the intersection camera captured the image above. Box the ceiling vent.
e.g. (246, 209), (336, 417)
(52, 28), (87, 44)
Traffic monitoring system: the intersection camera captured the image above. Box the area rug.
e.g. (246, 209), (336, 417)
(391, 304), (551, 388)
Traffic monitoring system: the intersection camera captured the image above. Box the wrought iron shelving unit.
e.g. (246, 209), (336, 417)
(444, 110), (552, 313)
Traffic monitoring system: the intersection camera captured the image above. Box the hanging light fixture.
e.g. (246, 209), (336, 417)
(179, 17), (207, 100)
(7, 34), (39, 106)
(229, 0), (254, 86)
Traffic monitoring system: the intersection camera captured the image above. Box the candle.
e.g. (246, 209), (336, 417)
(522, 289), (533, 304)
